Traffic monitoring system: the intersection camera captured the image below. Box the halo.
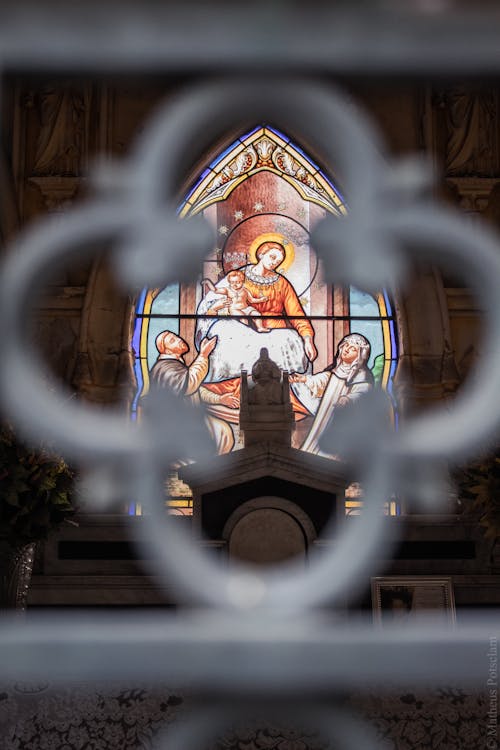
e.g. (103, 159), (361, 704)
(248, 232), (295, 272)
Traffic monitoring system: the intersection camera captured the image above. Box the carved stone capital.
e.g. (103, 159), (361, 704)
(29, 176), (81, 213)
(445, 176), (498, 213)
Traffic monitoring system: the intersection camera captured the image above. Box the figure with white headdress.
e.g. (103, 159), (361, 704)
(292, 332), (374, 454)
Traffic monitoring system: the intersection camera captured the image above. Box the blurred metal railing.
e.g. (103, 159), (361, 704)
(0, 3), (500, 749)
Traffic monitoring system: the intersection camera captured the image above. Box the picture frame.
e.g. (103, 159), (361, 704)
(371, 576), (456, 625)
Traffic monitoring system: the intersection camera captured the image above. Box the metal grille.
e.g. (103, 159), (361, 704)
(0, 3), (499, 748)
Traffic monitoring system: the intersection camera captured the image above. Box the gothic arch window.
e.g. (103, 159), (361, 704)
(131, 126), (398, 515)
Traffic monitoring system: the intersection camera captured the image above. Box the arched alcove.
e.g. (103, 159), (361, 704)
(223, 496), (316, 566)
(228, 509), (306, 566)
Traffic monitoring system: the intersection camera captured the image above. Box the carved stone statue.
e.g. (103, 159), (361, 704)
(239, 349), (294, 446)
(248, 348), (283, 405)
(33, 84), (91, 176)
(443, 88), (495, 176)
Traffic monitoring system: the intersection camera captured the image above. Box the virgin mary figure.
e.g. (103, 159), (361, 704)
(196, 239), (318, 382)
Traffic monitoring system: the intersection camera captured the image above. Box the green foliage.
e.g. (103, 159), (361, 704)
(455, 452), (500, 541)
(0, 424), (76, 545)
(371, 354), (385, 385)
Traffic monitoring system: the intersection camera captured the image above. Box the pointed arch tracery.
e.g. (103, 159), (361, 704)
(179, 125), (346, 218)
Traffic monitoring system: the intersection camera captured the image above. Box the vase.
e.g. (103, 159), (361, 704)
(0, 541), (36, 610)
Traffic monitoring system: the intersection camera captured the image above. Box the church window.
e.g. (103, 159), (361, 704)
(131, 126), (398, 515)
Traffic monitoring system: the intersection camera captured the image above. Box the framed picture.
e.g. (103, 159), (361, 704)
(371, 576), (456, 625)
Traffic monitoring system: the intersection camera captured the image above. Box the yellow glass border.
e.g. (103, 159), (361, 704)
(139, 289), (156, 399)
(376, 292), (392, 390)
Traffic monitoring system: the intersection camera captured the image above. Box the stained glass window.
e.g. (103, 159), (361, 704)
(131, 126), (398, 515)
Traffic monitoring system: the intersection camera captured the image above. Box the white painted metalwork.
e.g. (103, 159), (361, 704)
(1, 3), (500, 76)
(0, 610), (497, 688)
(0, 4), (499, 749)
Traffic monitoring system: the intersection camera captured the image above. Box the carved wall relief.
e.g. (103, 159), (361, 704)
(445, 176), (499, 214)
(32, 83), (91, 176)
(423, 87), (499, 212)
(442, 88), (497, 177)
(14, 80), (96, 219)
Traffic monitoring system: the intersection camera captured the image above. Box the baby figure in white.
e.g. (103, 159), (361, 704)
(205, 269), (268, 331)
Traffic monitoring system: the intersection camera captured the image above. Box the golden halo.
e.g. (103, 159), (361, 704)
(248, 233), (295, 272)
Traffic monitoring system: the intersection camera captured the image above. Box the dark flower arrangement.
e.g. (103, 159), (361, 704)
(0, 423), (76, 546)
(455, 450), (500, 566)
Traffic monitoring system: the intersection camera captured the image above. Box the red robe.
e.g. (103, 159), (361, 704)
(203, 377), (310, 424)
(243, 272), (314, 339)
